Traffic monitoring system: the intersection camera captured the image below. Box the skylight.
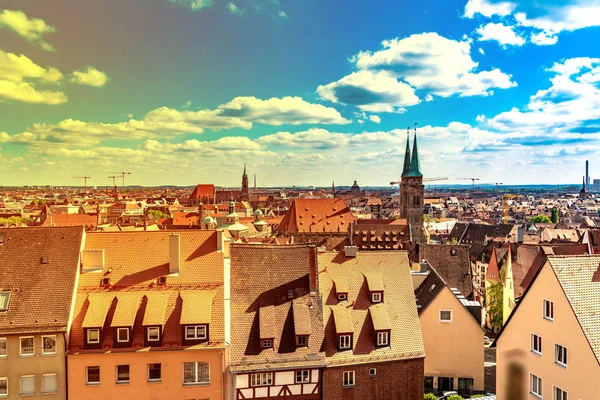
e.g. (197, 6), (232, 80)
(0, 291), (11, 312)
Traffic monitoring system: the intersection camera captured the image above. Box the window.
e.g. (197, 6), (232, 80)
(183, 362), (209, 385)
(555, 344), (567, 366)
(295, 370), (309, 383)
(116, 365), (130, 383)
(87, 329), (100, 344)
(458, 378), (474, 395)
(86, 366), (100, 385)
(116, 328), (129, 343)
(0, 377), (7, 397)
(451, 249), (457, 256)
(20, 376), (35, 396)
(369, 368), (376, 377)
(554, 386), (567, 400)
(376, 331), (389, 346)
(371, 292), (382, 303)
(0, 338), (5, 358)
(339, 335), (352, 350)
(42, 374), (57, 394)
(250, 372), (273, 387)
(185, 325), (207, 340)
(343, 371), (355, 387)
(42, 335), (56, 355)
(530, 373), (542, 397)
(261, 339), (273, 349)
(338, 293), (347, 301)
(296, 335), (308, 347)
(0, 292), (10, 312)
(544, 299), (554, 321)
(531, 334), (542, 355)
(20, 337), (34, 356)
(440, 310), (452, 322)
(147, 327), (160, 341)
(424, 376), (434, 392)
(148, 363), (161, 382)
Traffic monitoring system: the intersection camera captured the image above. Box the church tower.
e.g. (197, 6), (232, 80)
(400, 125), (424, 243)
(241, 164), (249, 201)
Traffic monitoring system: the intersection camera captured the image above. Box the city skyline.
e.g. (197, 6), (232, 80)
(1, 0), (600, 186)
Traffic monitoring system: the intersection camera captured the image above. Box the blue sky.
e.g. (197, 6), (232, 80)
(1, 0), (600, 187)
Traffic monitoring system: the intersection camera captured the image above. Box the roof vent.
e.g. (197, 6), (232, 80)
(41, 256), (49, 264)
(287, 289), (294, 299)
(100, 277), (111, 287)
(344, 246), (357, 258)
(157, 276), (167, 285)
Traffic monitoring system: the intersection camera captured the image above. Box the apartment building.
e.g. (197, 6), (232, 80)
(66, 230), (227, 400)
(0, 227), (85, 400)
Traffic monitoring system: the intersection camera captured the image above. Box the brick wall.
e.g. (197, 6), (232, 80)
(322, 358), (424, 400)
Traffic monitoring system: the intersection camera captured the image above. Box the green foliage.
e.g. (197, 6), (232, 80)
(447, 396), (464, 400)
(448, 237), (459, 245)
(424, 394), (438, 400)
(471, 395), (486, 398)
(551, 208), (559, 224)
(0, 216), (29, 226)
(528, 214), (551, 223)
(147, 209), (168, 219)
(487, 267), (506, 330)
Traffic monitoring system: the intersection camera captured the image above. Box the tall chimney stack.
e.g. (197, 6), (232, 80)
(169, 233), (180, 274)
(586, 160), (590, 189)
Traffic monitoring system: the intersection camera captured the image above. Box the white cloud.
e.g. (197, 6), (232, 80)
(227, 2), (244, 14)
(464, 0), (516, 18)
(317, 70), (419, 113)
(278, 11), (288, 18)
(479, 48), (485, 55)
(530, 31), (558, 45)
(515, 1), (600, 35)
(369, 115), (381, 123)
(71, 66), (108, 87)
(167, 0), (215, 11)
(476, 22), (525, 47)
(0, 9), (56, 51)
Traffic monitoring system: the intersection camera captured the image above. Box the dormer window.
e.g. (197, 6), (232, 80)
(0, 291), (10, 312)
(261, 339), (273, 349)
(338, 334), (352, 350)
(147, 327), (160, 342)
(296, 335), (308, 347)
(185, 325), (207, 340)
(87, 329), (100, 344)
(337, 293), (348, 301)
(116, 328), (129, 343)
(371, 292), (383, 303)
(376, 331), (389, 347)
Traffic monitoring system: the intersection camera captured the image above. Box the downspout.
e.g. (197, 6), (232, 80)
(63, 331), (69, 400)
(222, 348), (225, 400)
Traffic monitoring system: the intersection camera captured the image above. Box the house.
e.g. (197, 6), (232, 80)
(66, 230), (226, 400)
(419, 244), (473, 298)
(0, 227), (85, 400)
(228, 244), (325, 400)
(319, 249), (425, 400)
(494, 255), (600, 399)
(188, 184), (217, 205)
(415, 263), (484, 396)
(277, 198), (355, 236)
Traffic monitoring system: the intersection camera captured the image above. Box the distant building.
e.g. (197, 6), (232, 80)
(400, 131), (425, 243)
(241, 164), (249, 201)
(593, 179), (600, 193)
(188, 184), (216, 205)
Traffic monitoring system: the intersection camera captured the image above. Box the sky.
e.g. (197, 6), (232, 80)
(1, 0), (600, 187)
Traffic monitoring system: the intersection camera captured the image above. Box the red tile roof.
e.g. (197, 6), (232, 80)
(277, 198), (355, 234)
(190, 184), (216, 201)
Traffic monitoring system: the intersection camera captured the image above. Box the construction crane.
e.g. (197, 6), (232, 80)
(72, 176), (91, 190)
(458, 177), (480, 191)
(112, 172), (131, 188)
(390, 176), (448, 185)
(495, 182), (503, 196)
(108, 175), (119, 192)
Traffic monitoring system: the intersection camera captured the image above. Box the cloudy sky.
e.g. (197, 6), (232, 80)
(1, 0), (600, 187)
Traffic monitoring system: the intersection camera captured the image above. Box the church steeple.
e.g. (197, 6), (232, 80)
(407, 124), (423, 177)
(401, 127), (412, 177)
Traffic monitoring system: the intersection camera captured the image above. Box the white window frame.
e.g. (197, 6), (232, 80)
(261, 339), (273, 349)
(147, 327), (160, 342)
(20, 375), (35, 396)
(184, 325), (207, 340)
(183, 361), (210, 385)
(250, 372), (273, 387)
(0, 338), (6, 358)
(371, 292), (382, 303)
(42, 373), (58, 394)
(369, 368), (377, 377)
(337, 293), (347, 301)
(87, 329), (100, 344)
(0, 377), (7, 397)
(543, 299), (554, 321)
(147, 363), (162, 382)
(296, 335), (308, 347)
(0, 291), (10, 312)
(295, 370), (309, 383)
(376, 331), (389, 346)
(115, 365), (130, 384)
(553, 385), (567, 400)
(339, 334), (352, 350)
(116, 328), (129, 343)
(41, 335), (57, 355)
(555, 343), (567, 367)
(530, 373), (542, 398)
(439, 310), (452, 322)
(19, 336), (34, 357)
(531, 333), (542, 355)
(343, 371), (355, 388)
(86, 366), (101, 386)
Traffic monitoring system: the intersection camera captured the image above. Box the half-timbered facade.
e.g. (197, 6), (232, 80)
(229, 244), (325, 400)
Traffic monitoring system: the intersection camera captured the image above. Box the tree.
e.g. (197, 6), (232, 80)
(424, 394), (438, 400)
(448, 237), (459, 245)
(529, 215), (551, 223)
(551, 208), (560, 224)
(487, 264), (505, 331)
(147, 210), (168, 219)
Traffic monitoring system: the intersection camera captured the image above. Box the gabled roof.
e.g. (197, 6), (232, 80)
(319, 251), (424, 367)
(189, 184), (216, 200)
(229, 244), (325, 373)
(277, 198), (355, 234)
(0, 227), (84, 335)
(420, 244), (473, 298)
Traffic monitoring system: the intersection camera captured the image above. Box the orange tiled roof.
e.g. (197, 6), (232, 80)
(190, 184), (216, 200)
(277, 198), (355, 234)
(142, 292), (169, 326)
(180, 290), (215, 325)
(259, 305), (275, 339)
(111, 293), (142, 327)
(293, 302), (312, 336)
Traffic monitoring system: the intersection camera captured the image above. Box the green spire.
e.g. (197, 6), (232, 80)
(406, 127), (423, 177)
(401, 130), (411, 177)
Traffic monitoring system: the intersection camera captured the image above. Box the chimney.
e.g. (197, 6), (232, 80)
(216, 230), (224, 252)
(169, 233), (180, 274)
(586, 160), (590, 189)
(344, 246), (357, 258)
(309, 246), (318, 294)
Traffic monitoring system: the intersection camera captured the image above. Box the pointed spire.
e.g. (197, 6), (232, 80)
(407, 123), (423, 177)
(401, 127), (412, 177)
(243, 163), (247, 177)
